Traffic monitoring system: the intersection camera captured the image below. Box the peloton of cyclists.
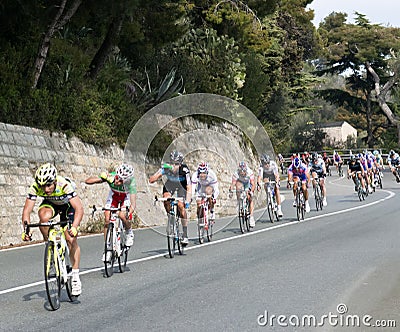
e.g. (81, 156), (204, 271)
(257, 154), (283, 217)
(308, 152), (328, 206)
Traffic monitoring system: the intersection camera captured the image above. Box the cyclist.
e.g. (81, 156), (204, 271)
(229, 161), (256, 229)
(322, 152), (332, 176)
(387, 150), (400, 183)
(191, 162), (219, 223)
(277, 153), (285, 174)
(358, 152), (373, 193)
(257, 154), (283, 217)
(332, 151), (343, 175)
(287, 157), (311, 213)
(21, 163), (83, 296)
(308, 152), (328, 206)
(347, 155), (366, 193)
(85, 163), (136, 258)
(373, 150), (384, 169)
(149, 150), (192, 245)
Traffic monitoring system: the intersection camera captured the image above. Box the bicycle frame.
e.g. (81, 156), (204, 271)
(264, 181), (279, 223)
(102, 205), (129, 277)
(232, 189), (250, 233)
(154, 196), (184, 258)
(312, 176), (323, 211)
(25, 219), (77, 310)
(290, 181), (305, 221)
(196, 193), (213, 243)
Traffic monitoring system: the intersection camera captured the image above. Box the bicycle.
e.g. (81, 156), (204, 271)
(24, 218), (78, 310)
(264, 181), (279, 223)
(338, 163), (343, 177)
(290, 181), (305, 221)
(349, 171), (365, 201)
(232, 189), (250, 233)
(154, 196), (184, 258)
(374, 169), (383, 189)
(102, 204), (131, 277)
(196, 193), (214, 244)
(312, 176), (323, 211)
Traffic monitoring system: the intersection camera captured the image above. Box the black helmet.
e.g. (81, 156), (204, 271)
(349, 155), (356, 162)
(389, 150), (395, 156)
(311, 152), (319, 161)
(170, 150), (184, 164)
(260, 154), (270, 164)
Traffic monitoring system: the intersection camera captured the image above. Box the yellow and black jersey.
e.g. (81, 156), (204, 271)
(27, 176), (77, 205)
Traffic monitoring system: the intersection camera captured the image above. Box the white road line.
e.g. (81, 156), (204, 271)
(0, 189), (395, 295)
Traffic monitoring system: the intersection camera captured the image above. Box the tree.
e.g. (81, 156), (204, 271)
(316, 12), (400, 147)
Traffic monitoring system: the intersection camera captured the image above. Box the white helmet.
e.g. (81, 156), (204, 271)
(35, 163), (57, 186)
(115, 164), (134, 182)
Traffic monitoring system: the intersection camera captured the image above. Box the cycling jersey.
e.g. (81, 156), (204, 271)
(333, 154), (342, 163)
(308, 158), (325, 177)
(191, 169), (219, 199)
(232, 167), (254, 190)
(27, 175), (77, 205)
(258, 161), (279, 181)
(348, 161), (363, 173)
(161, 164), (191, 197)
(288, 163), (308, 182)
(101, 171), (137, 208)
(388, 154), (400, 167)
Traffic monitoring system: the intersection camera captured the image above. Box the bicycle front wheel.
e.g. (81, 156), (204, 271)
(44, 241), (61, 310)
(266, 191), (274, 223)
(238, 204), (246, 233)
(167, 214), (175, 258)
(104, 223), (115, 277)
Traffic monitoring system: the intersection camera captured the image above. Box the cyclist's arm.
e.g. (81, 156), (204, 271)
(85, 176), (104, 185)
(69, 196), (84, 229)
(129, 193), (137, 213)
(149, 169), (163, 183)
(21, 198), (35, 226)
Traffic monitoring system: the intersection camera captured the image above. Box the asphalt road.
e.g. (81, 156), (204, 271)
(1, 169), (399, 331)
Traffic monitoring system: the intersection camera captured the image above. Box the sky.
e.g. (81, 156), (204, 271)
(307, 0), (400, 28)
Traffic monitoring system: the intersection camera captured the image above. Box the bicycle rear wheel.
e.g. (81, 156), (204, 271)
(238, 205), (246, 233)
(118, 233), (128, 273)
(197, 208), (205, 244)
(177, 219), (184, 255)
(104, 223), (115, 277)
(44, 241), (61, 310)
(207, 217), (213, 242)
(167, 214), (175, 258)
(314, 186), (320, 211)
(296, 191), (302, 221)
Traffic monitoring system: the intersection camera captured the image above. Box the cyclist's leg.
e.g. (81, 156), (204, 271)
(38, 201), (56, 241)
(177, 186), (189, 241)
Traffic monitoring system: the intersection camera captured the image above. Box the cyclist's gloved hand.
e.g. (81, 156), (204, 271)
(185, 201), (190, 209)
(21, 231), (31, 241)
(69, 226), (78, 237)
(100, 172), (114, 184)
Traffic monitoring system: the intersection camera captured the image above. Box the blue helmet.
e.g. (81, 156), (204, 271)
(293, 157), (301, 169)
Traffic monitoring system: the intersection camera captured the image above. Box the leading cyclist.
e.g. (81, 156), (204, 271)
(308, 152), (328, 206)
(21, 163), (83, 296)
(149, 150), (192, 245)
